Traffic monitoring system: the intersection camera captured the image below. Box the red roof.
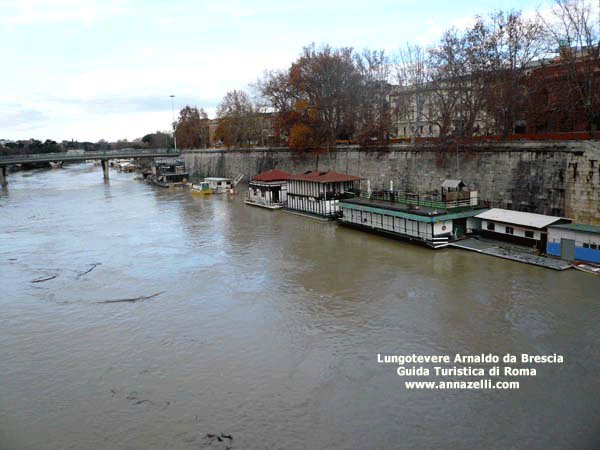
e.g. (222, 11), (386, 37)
(251, 169), (291, 182)
(286, 170), (361, 183)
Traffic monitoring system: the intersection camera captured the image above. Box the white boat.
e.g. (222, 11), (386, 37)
(191, 181), (214, 197)
(204, 177), (235, 194)
(572, 261), (600, 275)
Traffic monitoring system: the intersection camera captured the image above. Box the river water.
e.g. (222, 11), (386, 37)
(1, 163), (599, 450)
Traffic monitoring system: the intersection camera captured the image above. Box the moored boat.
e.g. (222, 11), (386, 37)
(204, 177), (235, 194)
(191, 181), (214, 197)
(571, 261), (600, 274)
(147, 172), (189, 188)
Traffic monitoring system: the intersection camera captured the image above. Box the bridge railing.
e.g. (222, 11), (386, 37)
(0, 148), (180, 164)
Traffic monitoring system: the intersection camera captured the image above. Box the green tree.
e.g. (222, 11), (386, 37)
(141, 131), (173, 148)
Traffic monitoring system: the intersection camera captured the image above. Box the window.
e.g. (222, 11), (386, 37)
(592, 244), (598, 250)
(583, 243), (590, 248)
(506, 226), (514, 235)
(525, 230), (534, 239)
(487, 222), (495, 231)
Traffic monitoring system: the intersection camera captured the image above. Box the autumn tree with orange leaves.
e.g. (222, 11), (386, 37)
(257, 44), (366, 151)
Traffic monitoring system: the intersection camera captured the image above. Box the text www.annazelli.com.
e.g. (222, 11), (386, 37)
(405, 380), (520, 389)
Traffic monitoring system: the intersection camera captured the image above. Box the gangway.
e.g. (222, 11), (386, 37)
(233, 174), (244, 186)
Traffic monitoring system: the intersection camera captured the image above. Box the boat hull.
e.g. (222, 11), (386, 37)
(572, 261), (600, 274)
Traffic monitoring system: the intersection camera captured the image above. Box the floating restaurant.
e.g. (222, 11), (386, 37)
(242, 167), (600, 269)
(338, 180), (485, 248)
(245, 169), (291, 209)
(285, 171), (361, 219)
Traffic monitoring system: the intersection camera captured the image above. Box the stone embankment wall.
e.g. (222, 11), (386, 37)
(183, 141), (600, 224)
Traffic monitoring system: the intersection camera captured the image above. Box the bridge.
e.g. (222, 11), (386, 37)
(0, 148), (181, 186)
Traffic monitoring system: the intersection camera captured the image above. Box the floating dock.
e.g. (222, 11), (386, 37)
(450, 238), (572, 270)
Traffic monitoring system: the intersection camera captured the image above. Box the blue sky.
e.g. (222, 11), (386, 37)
(1, 0), (553, 142)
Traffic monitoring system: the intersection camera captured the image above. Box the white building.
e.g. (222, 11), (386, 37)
(547, 223), (600, 263)
(475, 209), (572, 251)
(204, 177), (234, 193)
(286, 171), (360, 219)
(245, 169), (290, 209)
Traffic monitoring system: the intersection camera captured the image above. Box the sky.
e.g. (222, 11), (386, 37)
(1, 0), (556, 143)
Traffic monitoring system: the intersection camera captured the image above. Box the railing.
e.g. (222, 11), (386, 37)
(0, 148), (180, 165)
(365, 190), (476, 210)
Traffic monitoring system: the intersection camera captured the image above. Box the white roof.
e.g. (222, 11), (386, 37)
(475, 208), (568, 229)
(441, 179), (465, 189)
(204, 177), (232, 181)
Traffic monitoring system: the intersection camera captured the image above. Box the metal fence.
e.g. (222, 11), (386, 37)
(0, 148), (180, 165)
(364, 190), (475, 210)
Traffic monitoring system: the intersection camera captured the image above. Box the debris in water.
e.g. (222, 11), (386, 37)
(97, 291), (164, 304)
(31, 275), (57, 283)
(78, 263), (100, 277)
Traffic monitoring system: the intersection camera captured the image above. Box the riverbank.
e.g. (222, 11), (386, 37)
(182, 141), (600, 224)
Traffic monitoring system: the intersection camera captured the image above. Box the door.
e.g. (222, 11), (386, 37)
(453, 218), (467, 237)
(560, 238), (575, 261)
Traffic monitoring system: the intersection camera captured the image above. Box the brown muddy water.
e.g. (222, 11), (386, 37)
(1, 163), (599, 449)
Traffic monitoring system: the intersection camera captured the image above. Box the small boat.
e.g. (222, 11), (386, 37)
(191, 181), (214, 197)
(204, 177), (235, 194)
(147, 172), (190, 188)
(572, 261), (600, 275)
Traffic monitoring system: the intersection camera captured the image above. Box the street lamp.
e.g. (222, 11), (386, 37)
(170, 94), (177, 152)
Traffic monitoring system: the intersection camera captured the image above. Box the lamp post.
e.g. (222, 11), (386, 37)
(170, 95), (177, 152)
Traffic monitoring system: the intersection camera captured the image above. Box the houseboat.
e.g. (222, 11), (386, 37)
(476, 209), (572, 252)
(338, 180), (485, 248)
(205, 177), (235, 194)
(285, 170), (361, 219)
(546, 223), (600, 263)
(191, 181), (214, 197)
(245, 169), (290, 209)
(147, 157), (189, 188)
(149, 172), (189, 188)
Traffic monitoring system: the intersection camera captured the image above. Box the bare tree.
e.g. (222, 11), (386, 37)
(479, 11), (545, 136)
(215, 90), (262, 147)
(428, 28), (468, 138)
(392, 44), (429, 142)
(354, 48), (393, 147)
(538, 0), (600, 135)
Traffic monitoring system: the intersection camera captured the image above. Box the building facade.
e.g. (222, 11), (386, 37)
(475, 209), (572, 251)
(547, 223), (600, 263)
(286, 171), (360, 218)
(245, 169), (290, 209)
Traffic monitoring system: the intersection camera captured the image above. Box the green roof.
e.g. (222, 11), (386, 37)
(549, 223), (600, 234)
(340, 201), (487, 223)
